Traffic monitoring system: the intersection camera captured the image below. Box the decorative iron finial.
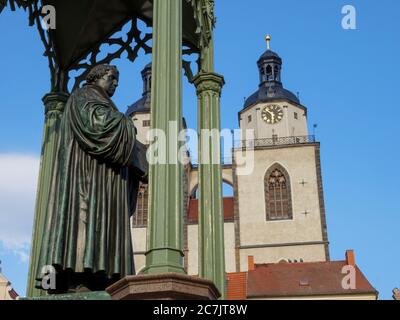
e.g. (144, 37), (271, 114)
(266, 34), (271, 50)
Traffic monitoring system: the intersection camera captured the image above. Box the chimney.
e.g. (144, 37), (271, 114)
(346, 250), (356, 266)
(248, 256), (255, 271)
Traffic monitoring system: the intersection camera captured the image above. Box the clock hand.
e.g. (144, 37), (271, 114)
(269, 111), (275, 121)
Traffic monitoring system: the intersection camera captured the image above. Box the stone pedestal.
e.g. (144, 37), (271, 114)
(20, 291), (111, 300)
(106, 273), (220, 300)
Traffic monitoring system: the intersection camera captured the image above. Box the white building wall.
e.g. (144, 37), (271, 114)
(240, 101), (308, 140)
(235, 144), (326, 268)
(0, 274), (16, 300)
(131, 227), (147, 273)
(187, 223), (236, 275)
(131, 113), (151, 145)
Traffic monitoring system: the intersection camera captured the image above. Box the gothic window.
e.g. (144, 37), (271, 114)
(133, 183), (148, 227)
(265, 165), (293, 221)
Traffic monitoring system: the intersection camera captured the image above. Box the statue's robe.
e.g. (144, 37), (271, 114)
(36, 84), (141, 290)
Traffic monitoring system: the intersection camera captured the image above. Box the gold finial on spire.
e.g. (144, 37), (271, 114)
(266, 34), (271, 50)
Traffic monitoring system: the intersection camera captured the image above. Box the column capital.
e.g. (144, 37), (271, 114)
(42, 92), (70, 115)
(193, 72), (225, 95)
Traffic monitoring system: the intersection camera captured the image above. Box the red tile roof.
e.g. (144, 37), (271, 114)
(8, 288), (19, 300)
(188, 197), (234, 223)
(246, 261), (378, 298)
(227, 273), (247, 300)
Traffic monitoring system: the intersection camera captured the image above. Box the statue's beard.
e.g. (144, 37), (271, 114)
(108, 87), (116, 97)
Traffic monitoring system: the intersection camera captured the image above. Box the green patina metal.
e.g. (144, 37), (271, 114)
(194, 72), (226, 299)
(27, 93), (69, 298)
(190, 0), (227, 299)
(7, 0), (226, 299)
(143, 0), (185, 275)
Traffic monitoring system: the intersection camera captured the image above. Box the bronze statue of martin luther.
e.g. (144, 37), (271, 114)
(36, 64), (148, 294)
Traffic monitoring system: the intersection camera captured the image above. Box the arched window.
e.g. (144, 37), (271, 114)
(274, 65), (280, 81)
(266, 65), (272, 81)
(265, 165), (293, 221)
(260, 67), (266, 82)
(133, 183), (148, 227)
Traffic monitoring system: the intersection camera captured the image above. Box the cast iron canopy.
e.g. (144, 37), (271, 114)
(42, 0), (199, 70)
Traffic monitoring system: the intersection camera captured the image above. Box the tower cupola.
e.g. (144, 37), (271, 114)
(257, 35), (283, 87)
(126, 63), (152, 116)
(141, 62), (152, 96)
(243, 35), (300, 109)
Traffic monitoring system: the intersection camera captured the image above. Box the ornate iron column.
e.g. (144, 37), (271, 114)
(20, 0), (72, 297)
(193, 0), (227, 299)
(143, 0), (185, 275)
(27, 92), (69, 297)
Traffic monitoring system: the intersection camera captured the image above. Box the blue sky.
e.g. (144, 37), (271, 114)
(1, 0), (399, 299)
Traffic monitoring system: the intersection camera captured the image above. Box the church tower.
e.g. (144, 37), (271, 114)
(233, 36), (330, 271)
(240, 35), (308, 140)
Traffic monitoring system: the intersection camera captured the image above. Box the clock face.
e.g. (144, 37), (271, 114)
(262, 105), (284, 124)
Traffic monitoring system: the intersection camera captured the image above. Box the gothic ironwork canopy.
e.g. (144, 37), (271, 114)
(40, 0), (200, 70)
(4, 0), (226, 299)
(3, 0), (214, 91)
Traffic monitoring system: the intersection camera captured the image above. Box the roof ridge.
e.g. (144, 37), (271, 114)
(254, 260), (347, 268)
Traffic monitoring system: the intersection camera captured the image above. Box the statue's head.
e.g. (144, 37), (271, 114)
(86, 64), (119, 97)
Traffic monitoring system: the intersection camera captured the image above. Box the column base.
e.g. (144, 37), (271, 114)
(105, 273), (220, 300)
